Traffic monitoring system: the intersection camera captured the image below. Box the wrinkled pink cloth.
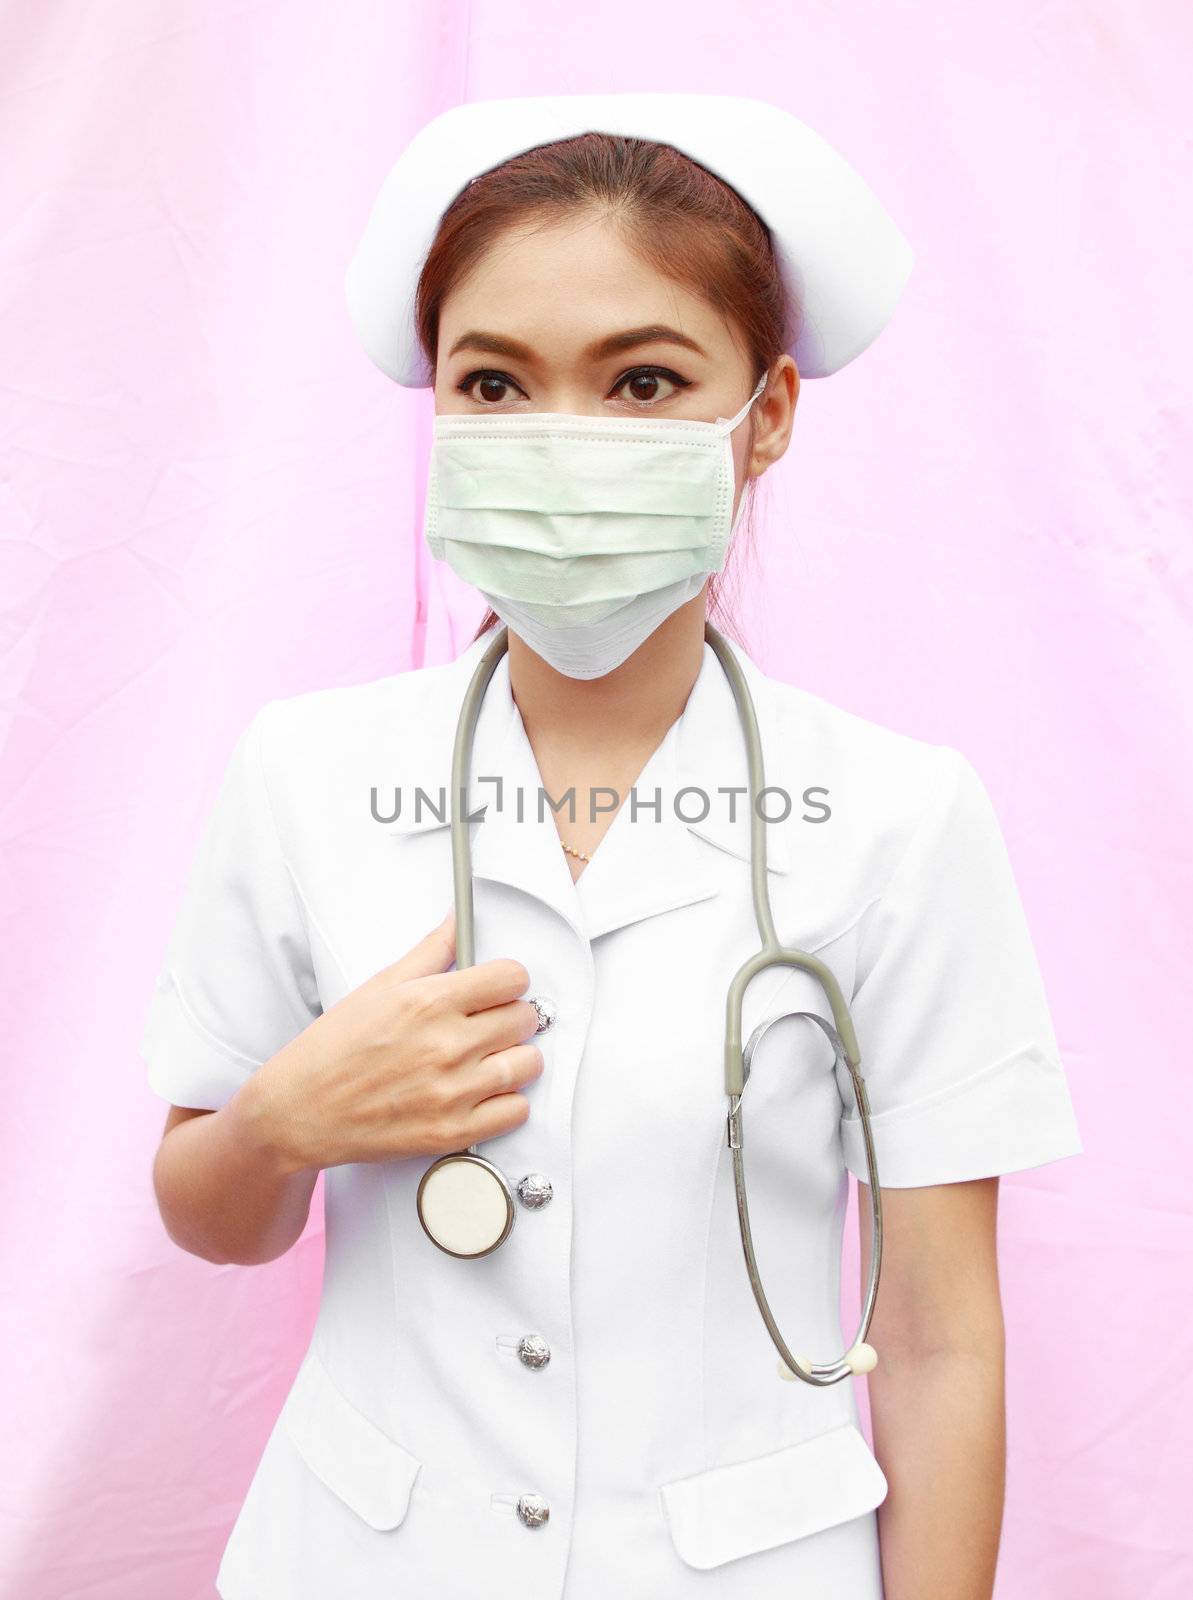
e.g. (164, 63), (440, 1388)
(1, 4), (1188, 1598)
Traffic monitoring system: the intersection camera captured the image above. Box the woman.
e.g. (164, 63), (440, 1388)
(145, 93), (1083, 1600)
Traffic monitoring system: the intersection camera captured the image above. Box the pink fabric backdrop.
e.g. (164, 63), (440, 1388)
(2, 3), (1189, 1596)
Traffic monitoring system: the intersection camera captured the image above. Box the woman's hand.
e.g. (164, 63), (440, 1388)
(237, 910), (544, 1174)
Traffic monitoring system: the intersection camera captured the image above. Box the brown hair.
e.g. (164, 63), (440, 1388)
(414, 131), (792, 647)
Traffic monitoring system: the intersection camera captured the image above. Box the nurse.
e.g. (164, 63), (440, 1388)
(145, 94), (1083, 1600)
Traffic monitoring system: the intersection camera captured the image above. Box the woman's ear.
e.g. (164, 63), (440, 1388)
(748, 356), (799, 479)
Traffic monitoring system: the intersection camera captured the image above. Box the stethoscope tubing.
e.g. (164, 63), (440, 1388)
(444, 620), (883, 1384)
(705, 625), (883, 1383)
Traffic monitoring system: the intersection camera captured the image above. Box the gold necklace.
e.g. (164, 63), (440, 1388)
(560, 840), (592, 863)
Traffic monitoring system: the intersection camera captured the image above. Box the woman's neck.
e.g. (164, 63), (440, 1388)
(506, 591), (708, 764)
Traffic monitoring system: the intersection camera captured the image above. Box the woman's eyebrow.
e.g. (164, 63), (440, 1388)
(446, 324), (708, 364)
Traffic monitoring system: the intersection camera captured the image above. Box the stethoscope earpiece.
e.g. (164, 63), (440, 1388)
(777, 1342), (878, 1382)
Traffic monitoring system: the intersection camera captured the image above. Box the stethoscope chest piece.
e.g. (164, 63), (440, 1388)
(416, 1152), (516, 1258)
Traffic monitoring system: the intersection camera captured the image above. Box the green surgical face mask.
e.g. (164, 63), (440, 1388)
(422, 370), (769, 678)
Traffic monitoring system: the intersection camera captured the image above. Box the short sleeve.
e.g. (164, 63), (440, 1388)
(840, 747), (1082, 1187)
(138, 702), (322, 1110)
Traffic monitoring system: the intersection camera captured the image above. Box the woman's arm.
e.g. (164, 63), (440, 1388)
(150, 915), (546, 1268)
(860, 1178), (1006, 1600)
(152, 1093), (320, 1267)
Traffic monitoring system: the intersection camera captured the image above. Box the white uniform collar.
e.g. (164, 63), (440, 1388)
(380, 627), (790, 942)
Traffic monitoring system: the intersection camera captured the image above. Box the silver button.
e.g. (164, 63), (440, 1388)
(529, 995), (556, 1033)
(516, 1172), (554, 1209)
(516, 1492), (550, 1529)
(517, 1334), (551, 1370)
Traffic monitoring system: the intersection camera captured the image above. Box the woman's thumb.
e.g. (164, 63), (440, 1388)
(390, 906), (456, 981)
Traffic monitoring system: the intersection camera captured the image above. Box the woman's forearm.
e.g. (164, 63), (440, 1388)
(869, 1345), (1007, 1600)
(151, 1071), (318, 1266)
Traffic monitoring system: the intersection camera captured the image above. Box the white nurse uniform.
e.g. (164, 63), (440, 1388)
(141, 627), (1082, 1598)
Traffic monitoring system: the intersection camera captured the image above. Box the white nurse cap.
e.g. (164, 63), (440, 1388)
(345, 92), (914, 387)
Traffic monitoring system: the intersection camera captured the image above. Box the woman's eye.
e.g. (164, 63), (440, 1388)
(613, 367), (689, 405)
(456, 370), (524, 405)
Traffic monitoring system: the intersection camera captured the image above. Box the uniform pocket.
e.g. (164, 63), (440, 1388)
(282, 1350), (423, 1532)
(657, 1422), (888, 1570)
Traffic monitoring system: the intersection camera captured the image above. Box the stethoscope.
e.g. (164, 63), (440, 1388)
(415, 622), (883, 1386)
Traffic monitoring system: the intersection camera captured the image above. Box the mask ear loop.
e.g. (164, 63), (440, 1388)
(714, 368), (770, 431)
(716, 370), (770, 545)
